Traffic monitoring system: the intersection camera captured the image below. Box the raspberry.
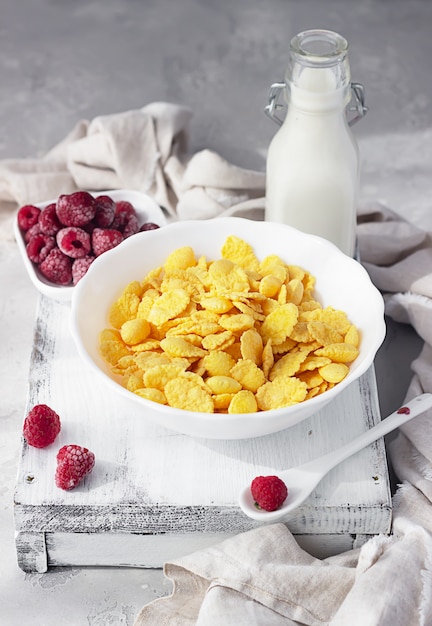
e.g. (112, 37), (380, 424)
(26, 233), (56, 263)
(72, 255), (95, 285)
(39, 248), (73, 285)
(93, 195), (116, 228)
(39, 202), (62, 235)
(92, 228), (123, 256)
(140, 222), (160, 232)
(122, 213), (139, 238)
(115, 200), (136, 217)
(250, 475), (288, 512)
(56, 191), (96, 227)
(17, 204), (41, 231)
(57, 226), (91, 258)
(111, 211), (129, 233)
(23, 404), (61, 448)
(55, 444), (95, 490)
(24, 222), (42, 243)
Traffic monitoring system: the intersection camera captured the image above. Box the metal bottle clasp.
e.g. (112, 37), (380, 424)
(264, 81), (368, 127)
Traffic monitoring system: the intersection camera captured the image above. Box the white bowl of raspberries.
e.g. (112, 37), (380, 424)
(14, 189), (167, 301)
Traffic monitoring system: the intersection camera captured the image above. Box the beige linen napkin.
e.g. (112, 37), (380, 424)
(0, 102), (265, 240)
(134, 204), (432, 626)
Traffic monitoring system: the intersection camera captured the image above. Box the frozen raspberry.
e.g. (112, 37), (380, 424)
(122, 213), (140, 238)
(250, 475), (288, 512)
(39, 248), (73, 285)
(115, 200), (136, 217)
(140, 222), (160, 232)
(17, 204), (41, 231)
(55, 444), (95, 491)
(56, 191), (96, 227)
(57, 226), (91, 259)
(39, 202), (62, 235)
(23, 404), (61, 448)
(111, 211), (128, 232)
(92, 228), (123, 256)
(26, 233), (56, 263)
(93, 195), (116, 228)
(24, 222), (41, 243)
(72, 255), (95, 285)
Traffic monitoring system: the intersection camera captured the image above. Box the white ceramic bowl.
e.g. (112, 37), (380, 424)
(14, 189), (167, 301)
(70, 217), (386, 440)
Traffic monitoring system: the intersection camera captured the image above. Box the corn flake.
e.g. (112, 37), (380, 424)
(240, 328), (263, 365)
(314, 343), (359, 363)
(221, 235), (260, 273)
(228, 390), (258, 414)
(164, 377), (214, 412)
(230, 359), (266, 392)
(256, 377), (308, 410)
(261, 302), (299, 345)
(205, 375), (242, 395)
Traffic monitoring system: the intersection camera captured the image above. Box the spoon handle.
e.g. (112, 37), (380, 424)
(302, 393), (432, 475)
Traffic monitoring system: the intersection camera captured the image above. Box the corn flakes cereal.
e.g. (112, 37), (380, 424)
(297, 370), (325, 389)
(120, 318), (151, 345)
(240, 328), (263, 365)
(160, 336), (207, 358)
(205, 375), (242, 395)
(298, 355), (332, 372)
(344, 324), (360, 347)
(147, 288), (190, 326)
(314, 343), (359, 363)
(319, 362), (349, 383)
(269, 350), (308, 381)
(134, 388), (167, 404)
(256, 377), (308, 410)
(219, 313), (255, 333)
(99, 234), (361, 414)
(259, 274), (282, 298)
(209, 259), (250, 294)
(233, 300), (265, 321)
(164, 246), (196, 273)
(100, 337), (131, 365)
(261, 302), (299, 345)
(212, 393), (235, 410)
(202, 351), (236, 377)
(228, 390), (258, 414)
(221, 235), (260, 273)
(230, 359), (266, 392)
(262, 339), (274, 379)
(202, 330), (235, 351)
(164, 377), (214, 412)
(308, 321), (343, 346)
(286, 279), (304, 306)
(143, 363), (186, 391)
(125, 371), (144, 392)
(198, 295), (233, 314)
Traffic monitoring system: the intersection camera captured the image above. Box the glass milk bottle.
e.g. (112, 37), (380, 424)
(265, 29), (367, 257)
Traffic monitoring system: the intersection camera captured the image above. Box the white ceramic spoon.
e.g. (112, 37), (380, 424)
(239, 393), (432, 522)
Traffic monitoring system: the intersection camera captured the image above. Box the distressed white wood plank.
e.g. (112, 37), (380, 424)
(14, 295), (392, 571)
(45, 531), (358, 568)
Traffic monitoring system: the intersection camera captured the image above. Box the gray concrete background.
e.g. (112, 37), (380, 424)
(1, 1), (430, 623)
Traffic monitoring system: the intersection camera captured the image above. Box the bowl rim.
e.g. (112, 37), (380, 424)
(70, 216), (386, 436)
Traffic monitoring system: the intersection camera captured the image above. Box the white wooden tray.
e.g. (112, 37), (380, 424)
(14, 296), (392, 573)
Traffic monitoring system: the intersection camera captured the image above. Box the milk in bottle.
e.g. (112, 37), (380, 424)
(265, 29), (366, 257)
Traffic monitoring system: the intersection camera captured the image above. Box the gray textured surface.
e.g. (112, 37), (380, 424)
(0, 1), (429, 623)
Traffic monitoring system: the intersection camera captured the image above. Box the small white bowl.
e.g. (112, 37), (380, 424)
(14, 189), (167, 301)
(70, 217), (386, 440)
